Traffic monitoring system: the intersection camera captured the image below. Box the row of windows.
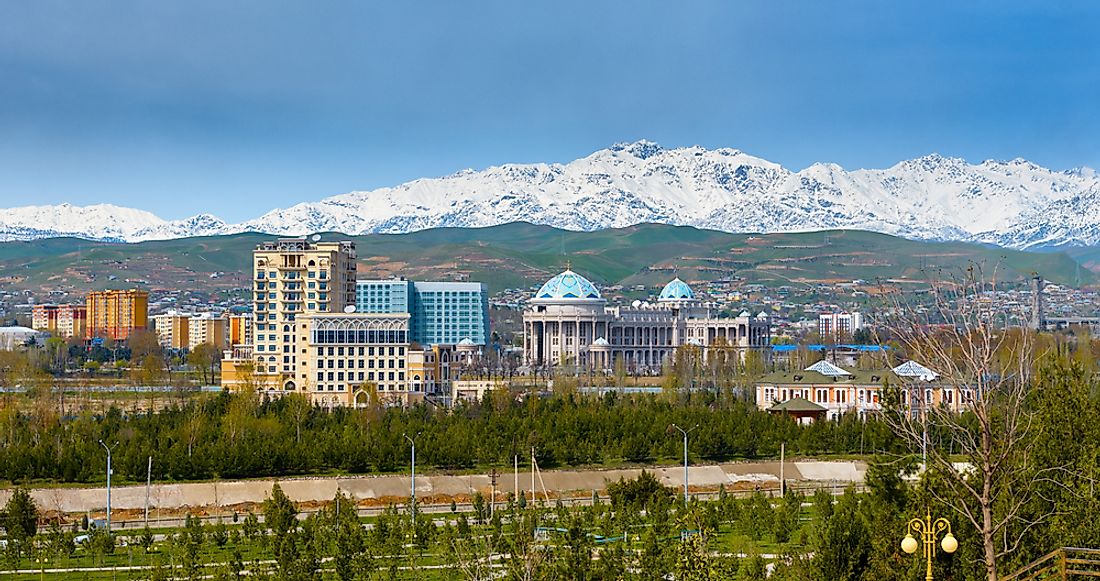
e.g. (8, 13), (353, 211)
(313, 383), (413, 393)
(317, 371), (404, 382)
(256, 271), (330, 279)
(311, 330), (408, 344)
(255, 311), (314, 321)
(318, 346), (404, 356)
(315, 358), (404, 369)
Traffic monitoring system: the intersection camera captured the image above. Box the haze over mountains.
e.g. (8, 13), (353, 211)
(4, 141), (1098, 249)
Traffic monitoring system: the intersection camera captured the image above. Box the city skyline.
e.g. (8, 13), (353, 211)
(1, 1), (1097, 220)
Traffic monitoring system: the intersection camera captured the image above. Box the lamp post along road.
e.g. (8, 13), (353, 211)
(99, 440), (118, 533)
(403, 432), (421, 524)
(669, 424), (698, 507)
(901, 509), (958, 581)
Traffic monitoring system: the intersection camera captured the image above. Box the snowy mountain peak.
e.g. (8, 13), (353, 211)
(609, 139), (664, 159)
(2, 141), (1099, 249)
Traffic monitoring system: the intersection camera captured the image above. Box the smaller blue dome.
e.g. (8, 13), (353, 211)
(534, 270), (602, 300)
(658, 278), (696, 301)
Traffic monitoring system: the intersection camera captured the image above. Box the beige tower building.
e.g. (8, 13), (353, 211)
(239, 238), (357, 392)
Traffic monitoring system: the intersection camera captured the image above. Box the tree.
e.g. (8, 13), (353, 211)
(811, 489), (869, 579)
(128, 328), (163, 361)
(263, 482), (298, 538)
(283, 394), (312, 444)
(607, 470), (674, 513)
(881, 267), (1053, 581)
(187, 343), (220, 385)
(2, 488), (39, 542)
(263, 481), (300, 575)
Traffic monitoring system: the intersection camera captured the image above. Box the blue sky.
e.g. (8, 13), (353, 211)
(0, 1), (1097, 221)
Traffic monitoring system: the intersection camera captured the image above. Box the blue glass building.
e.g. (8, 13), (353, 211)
(355, 279), (489, 346)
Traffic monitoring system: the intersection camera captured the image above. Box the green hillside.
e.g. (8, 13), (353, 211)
(0, 223), (1090, 296)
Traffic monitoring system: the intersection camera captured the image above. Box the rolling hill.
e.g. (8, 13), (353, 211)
(0, 223), (1088, 299)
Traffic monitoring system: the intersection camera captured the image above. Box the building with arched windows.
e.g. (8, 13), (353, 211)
(522, 271), (771, 372)
(293, 313), (455, 407)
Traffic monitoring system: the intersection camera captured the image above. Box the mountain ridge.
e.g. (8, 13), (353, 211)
(3, 140), (1098, 249)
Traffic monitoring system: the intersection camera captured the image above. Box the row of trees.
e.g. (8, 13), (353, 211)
(1, 328), (222, 386)
(0, 389), (898, 484)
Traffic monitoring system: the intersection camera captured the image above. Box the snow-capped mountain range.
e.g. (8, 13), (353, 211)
(3, 141), (1099, 249)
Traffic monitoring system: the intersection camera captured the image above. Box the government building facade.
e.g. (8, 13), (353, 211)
(523, 270), (771, 372)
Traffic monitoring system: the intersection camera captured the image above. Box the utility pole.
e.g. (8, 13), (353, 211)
(780, 442), (785, 497)
(670, 424), (698, 507)
(98, 440), (118, 533)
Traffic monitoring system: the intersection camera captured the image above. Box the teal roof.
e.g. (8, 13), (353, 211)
(535, 270), (602, 300)
(658, 278), (695, 301)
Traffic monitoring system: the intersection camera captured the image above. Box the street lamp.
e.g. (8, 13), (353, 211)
(669, 423), (698, 506)
(403, 432), (421, 523)
(98, 440), (119, 533)
(36, 557), (48, 581)
(901, 509), (958, 581)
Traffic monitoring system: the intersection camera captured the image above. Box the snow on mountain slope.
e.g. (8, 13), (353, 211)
(2, 141), (1098, 248)
(975, 184), (1100, 249)
(0, 203), (166, 242)
(129, 214), (233, 241)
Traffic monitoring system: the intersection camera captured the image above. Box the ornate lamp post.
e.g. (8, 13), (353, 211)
(901, 509), (958, 581)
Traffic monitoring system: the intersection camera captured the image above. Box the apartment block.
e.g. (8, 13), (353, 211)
(86, 290), (149, 341)
(228, 314), (253, 347)
(56, 305), (87, 340)
(32, 304), (87, 339)
(32, 304), (59, 332)
(818, 312), (863, 341)
(188, 314), (228, 350)
(152, 312), (190, 349)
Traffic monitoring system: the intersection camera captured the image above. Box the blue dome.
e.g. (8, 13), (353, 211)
(658, 278), (695, 301)
(534, 270), (602, 300)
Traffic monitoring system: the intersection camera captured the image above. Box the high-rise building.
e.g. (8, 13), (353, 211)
(32, 304), (59, 332)
(152, 312), (190, 349)
(188, 314), (228, 350)
(86, 290), (149, 341)
(31, 304), (87, 339)
(228, 314), (253, 347)
(246, 238), (357, 391)
(55, 305), (87, 340)
(818, 312), (863, 342)
(355, 279), (490, 347)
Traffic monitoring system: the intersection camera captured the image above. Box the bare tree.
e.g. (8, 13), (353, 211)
(879, 265), (1056, 581)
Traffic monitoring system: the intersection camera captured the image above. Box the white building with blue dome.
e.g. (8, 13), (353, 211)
(523, 270), (770, 371)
